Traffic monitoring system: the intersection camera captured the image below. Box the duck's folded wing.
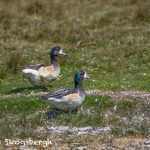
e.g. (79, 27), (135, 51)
(41, 88), (77, 100)
(22, 64), (54, 77)
(25, 64), (45, 70)
(21, 64), (44, 76)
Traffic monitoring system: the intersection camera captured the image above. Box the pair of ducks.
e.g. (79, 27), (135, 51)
(22, 46), (89, 111)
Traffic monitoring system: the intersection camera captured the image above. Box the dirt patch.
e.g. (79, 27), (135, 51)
(45, 126), (111, 135)
(0, 90), (150, 103)
(86, 90), (150, 103)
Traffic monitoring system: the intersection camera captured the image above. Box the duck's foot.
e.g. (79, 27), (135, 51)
(47, 108), (63, 119)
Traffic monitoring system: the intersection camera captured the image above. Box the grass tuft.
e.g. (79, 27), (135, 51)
(24, 0), (45, 15)
(0, 52), (27, 79)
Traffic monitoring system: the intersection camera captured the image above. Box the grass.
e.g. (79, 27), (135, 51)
(0, 95), (149, 140)
(0, 0), (150, 146)
(0, 97), (46, 114)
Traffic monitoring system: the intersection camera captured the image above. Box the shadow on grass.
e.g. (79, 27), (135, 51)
(47, 108), (77, 119)
(6, 85), (52, 94)
(6, 86), (41, 94)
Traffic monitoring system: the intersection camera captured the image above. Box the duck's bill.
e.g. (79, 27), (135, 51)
(84, 72), (90, 79)
(59, 49), (66, 55)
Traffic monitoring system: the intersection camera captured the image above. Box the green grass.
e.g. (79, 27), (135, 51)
(0, 97), (47, 114)
(0, 95), (149, 140)
(0, 0), (150, 142)
(55, 96), (114, 127)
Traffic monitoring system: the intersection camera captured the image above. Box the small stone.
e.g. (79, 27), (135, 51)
(72, 146), (87, 150)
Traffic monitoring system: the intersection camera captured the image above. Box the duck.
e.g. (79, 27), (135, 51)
(41, 70), (90, 111)
(22, 46), (66, 90)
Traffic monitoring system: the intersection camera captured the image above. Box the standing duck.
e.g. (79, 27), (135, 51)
(22, 46), (66, 90)
(42, 70), (90, 110)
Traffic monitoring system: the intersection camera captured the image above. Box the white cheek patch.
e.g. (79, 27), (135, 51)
(59, 49), (63, 54)
(59, 49), (66, 55)
(84, 72), (88, 78)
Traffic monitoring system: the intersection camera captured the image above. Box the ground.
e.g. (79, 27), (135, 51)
(0, 0), (150, 149)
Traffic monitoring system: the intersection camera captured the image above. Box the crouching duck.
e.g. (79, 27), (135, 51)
(22, 46), (66, 90)
(41, 70), (90, 111)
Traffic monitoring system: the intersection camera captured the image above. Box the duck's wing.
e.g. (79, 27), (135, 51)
(42, 88), (77, 100)
(21, 64), (45, 76)
(25, 64), (45, 70)
(22, 63), (55, 77)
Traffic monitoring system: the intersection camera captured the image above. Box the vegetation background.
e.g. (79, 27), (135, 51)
(0, 0), (150, 149)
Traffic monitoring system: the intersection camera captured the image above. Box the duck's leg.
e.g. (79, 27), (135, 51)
(40, 77), (48, 91)
(71, 108), (78, 113)
(47, 78), (57, 87)
(64, 108), (78, 114)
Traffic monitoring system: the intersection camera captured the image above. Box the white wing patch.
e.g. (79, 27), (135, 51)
(22, 69), (39, 77)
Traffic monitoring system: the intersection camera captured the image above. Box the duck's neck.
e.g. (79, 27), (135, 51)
(51, 55), (59, 65)
(75, 80), (84, 91)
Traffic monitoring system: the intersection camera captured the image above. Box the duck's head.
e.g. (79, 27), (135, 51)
(74, 70), (90, 88)
(50, 46), (66, 59)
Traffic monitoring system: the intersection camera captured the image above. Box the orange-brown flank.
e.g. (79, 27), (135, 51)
(66, 93), (78, 100)
(38, 66), (55, 74)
